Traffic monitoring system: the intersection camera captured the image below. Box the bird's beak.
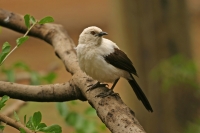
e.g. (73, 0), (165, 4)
(97, 31), (108, 37)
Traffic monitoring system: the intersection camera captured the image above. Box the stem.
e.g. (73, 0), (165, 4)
(0, 45), (17, 65)
(0, 22), (37, 66)
(24, 22), (36, 37)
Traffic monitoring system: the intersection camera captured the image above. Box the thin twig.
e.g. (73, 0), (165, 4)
(1, 100), (26, 117)
(0, 114), (34, 133)
(0, 22), (36, 65)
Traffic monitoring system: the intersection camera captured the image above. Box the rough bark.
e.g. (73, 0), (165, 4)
(0, 81), (85, 102)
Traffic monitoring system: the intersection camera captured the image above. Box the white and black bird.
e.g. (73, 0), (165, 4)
(76, 26), (153, 112)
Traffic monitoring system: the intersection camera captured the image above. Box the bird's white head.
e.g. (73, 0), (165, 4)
(78, 26), (108, 45)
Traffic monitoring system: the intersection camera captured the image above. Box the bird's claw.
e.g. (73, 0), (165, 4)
(86, 82), (109, 92)
(95, 90), (119, 98)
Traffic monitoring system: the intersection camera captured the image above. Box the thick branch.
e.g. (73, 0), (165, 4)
(0, 81), (85, 102)
(0, 8), (147, 133)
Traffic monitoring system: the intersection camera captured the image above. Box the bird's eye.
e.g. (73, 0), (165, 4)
(90, 31), (96, 35)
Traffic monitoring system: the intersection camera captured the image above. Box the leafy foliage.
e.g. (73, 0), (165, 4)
(0, 61), (57, 85)
(42, 72), (57, 84)
(0, 94), (61, 133)
(1, 67), (15, 82)
(57, 102), (106, 133)
(32, 111), (42, 128)
(19, 128), (26, 133)
(16, 36), (29, 47)
(184, 119), (200, 133)
(0, 95), (9, 110)
(0, 125), (5, 131)
(24, 14), (36, 28)
(57, 102), (68, 118)
(24, 111), (61, 133)
(0, 95), (9, 131)
(14, 111), (20, 122)
(0, 61), (59, 132)
(150, 54), (200, 133)
(150, 54), (198, 90)
(40, 124), (62, 133)
(0, 14), (65, 133)
(38, 16), (54, 24)
(0, 14), (54, 66)
(0, 42), (10, 65)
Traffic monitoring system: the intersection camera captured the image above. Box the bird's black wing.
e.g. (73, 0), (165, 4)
(104, 48), (153, 112)
(104, 48), (138, 76)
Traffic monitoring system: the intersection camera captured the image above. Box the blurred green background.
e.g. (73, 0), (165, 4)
(1, 0), (200, 133)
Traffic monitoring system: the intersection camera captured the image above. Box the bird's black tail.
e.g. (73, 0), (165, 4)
(128, 74), (153, 112)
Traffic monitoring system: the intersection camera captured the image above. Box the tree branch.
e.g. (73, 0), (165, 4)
(0, 81), (85, 102)
(0, 114), (33, 133)
(2, 100), (26, 117)
(0, 8), (147, 133)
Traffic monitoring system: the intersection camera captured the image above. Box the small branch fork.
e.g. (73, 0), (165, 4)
(0, 8), (146, 133)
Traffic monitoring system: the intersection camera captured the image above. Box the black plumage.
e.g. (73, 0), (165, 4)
(104, 48), (153, 112)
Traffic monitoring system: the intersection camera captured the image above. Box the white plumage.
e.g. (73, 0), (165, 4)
(76, 26), (130, 83)
(75, 26), (153, 112)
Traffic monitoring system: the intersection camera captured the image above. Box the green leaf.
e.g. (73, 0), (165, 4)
(82, 120), (96, 133)
(1, 68), (15, 82)
(42, 72), (57, 83)
(184, 119), (200, 133)
(40, 124), (62, 133)
(24, 14), (37, 28)
(13, 62), (30, 72)
(100, 123), (107, 131)
(0, 42), (11, 64)
(84, 107), (96, 116)
(16, 36), (29, 47)
(56, 102), (68, 118)
(65, 112), (79, 126)
(2, 42), (10, 52)
(26, 116), (34, 130)
(0, 125), (5, 131)
(19, 128), (26, 133)
(24, 14), (30, 28)
(14, 111), (20, 121)
(30, 71), (40, 85)
(32, 111), (42, 128)
(150, 54), (199, 91)
(73, 115), (84, 130)
(30, 16), (36, 24)
(0, 95), (10, 110)
(36, 123), (47, 131)
(24, 115), (27, 124)
(70, 100), (77, 105)
(38, 16), (54, 24)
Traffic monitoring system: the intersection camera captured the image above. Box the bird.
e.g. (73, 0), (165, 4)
(75, 26), (153, 112)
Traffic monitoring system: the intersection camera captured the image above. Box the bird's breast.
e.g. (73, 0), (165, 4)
(79, 51), (123, 82)
(77, 43), (130, 83)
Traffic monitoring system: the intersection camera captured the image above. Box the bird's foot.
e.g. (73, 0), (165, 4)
(96, 89), (119, 98)
(86, 82), (109, 92)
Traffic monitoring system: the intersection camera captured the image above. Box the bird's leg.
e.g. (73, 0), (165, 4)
(96, 78), (120, 98)
(87, 81), (108, 92)
(110, 78), (119, 90)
